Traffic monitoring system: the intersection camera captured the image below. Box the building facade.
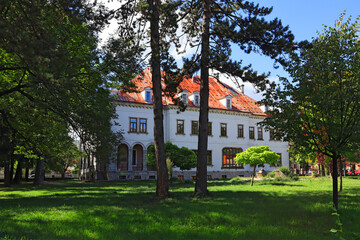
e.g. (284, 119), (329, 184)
(88, 69), (289, 180)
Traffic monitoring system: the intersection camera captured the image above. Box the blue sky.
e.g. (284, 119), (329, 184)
(238, 0), (360, 80)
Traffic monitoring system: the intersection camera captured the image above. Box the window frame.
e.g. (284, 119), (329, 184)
(208, 122), (212, 136)
(129, 117), (138, 133)
(194, 95), (200, 106)
(139, 118), (147, 133)
(237, 124), (244, 138)
(258, 127), (263, 140)
(249, 126), (255, 140)
(191, 120), (199, 135)
(220, 123), (227, 137)
(145, 91), (152, 102)
(222, 148), (243, 169)
(176, 119), (185, 134)
(226, 98), (231, 109)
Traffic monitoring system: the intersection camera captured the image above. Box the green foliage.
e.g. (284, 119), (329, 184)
(146, 142), (197, 171)
(267, 170), (276, 178)
(260, 14), (360, 159)
(278, 166), (291, 177)
(330, 206), (344, 239)
(235, 146), (279, 167)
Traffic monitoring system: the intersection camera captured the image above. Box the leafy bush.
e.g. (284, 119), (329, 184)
(266, 170), (276, 178)
(279, 166), (291, 177)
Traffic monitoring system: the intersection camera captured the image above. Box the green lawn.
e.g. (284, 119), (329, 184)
(0, 177), (359, 240)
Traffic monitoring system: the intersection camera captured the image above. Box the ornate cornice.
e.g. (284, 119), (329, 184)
(115, 101), (265, 119)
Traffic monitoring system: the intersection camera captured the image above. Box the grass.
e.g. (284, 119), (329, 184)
(0, 177), (359, 240)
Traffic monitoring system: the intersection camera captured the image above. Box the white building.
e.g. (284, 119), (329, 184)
(85, 69), (289, 180)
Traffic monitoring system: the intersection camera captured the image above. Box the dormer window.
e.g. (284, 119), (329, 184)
(145, 91), (151, 102)
(142, 87), (152, 103)
(226, 99), (231, 109)
(178, 90), (189, 105)
(194, 95), (200, 106)
(220, 95), (233, 109)
(189, 91), (200, 107)
(181, 93), (187, 103)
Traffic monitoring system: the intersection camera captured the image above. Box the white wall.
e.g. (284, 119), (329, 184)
(112, 104), (289, 174)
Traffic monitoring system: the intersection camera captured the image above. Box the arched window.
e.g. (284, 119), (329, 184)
(117, 144), (128, 171)
(222, 148), (243, 169)
(132, 144), (143, 171)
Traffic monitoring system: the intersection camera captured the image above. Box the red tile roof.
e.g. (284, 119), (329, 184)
(112, 68), (266, 116)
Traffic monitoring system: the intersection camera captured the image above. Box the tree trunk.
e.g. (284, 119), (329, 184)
(25, 166), (29, 181)
(195, 0), (211, 196)
(339, 156), (343, 192)
(250, 165), (256, 186)
(332, 154), (338, 209)
(321, 164), (325, 176)
(9, 157), (14, 183)
(13, 159), (22, 184)
(3, 156), (11, 187)
(1, 125), (11, 187)
(34, 157), (44, 186)
(148, 0), (169, 198)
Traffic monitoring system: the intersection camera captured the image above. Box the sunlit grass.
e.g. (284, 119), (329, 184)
(0, 177), (359, 240)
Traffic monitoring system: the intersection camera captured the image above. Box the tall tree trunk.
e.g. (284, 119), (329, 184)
(321, 164), (325, 176)
(13, 159), (22, 184)
(250, 165), (256, 186)
(1, 125), (10, 187)
(195, 0), (211, 196)
(3, 157), (11, 187)
(339, 156), (343, 192)
(332, 154), (338, 209)
(148, 0), (169, 198)
(25, 165), (29, 181)
(9, 157), (14, 183)
(34, 157), (44, 186)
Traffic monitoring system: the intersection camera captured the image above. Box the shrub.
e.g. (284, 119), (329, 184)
(279, 166), (291, 177)
(266, 170), (276, 178)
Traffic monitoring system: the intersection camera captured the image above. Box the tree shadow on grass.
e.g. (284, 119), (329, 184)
(2, 182), (359, 240)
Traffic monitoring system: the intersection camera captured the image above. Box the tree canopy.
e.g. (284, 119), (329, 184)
(235, 146), (279, 186)
(0, 0), (137, 185)
(260, 14), (360, 208)
(146, 142), (197, 171)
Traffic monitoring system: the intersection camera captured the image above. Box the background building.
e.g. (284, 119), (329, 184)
(100, 69), (289, 181)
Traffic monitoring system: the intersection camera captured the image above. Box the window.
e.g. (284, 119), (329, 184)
(194, 95), (200, 106)
(129, 118), (147, 133)
(193, 150), (212, 165)
(208, 122), (212, 136)
(220, 123), (227, 137)
(181, 93), (188, 104)
(237, 124), (244, 138)
(177, 119), (185, 134)
(226, 98), (231, 109)
(130, 118), (137, 132)
(249, 126), (255, 139)
(145, 91), (152, 102)
(258, 127), (263, 140)
(271, 153), (282, 167)
(222, 148), (243, 168)
(191, 121), (199, 135)
(132, 149), (137, 165)
(139, 119), (147, 133)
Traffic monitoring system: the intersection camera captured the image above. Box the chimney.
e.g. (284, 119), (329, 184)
(240, 84), (244, 94)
